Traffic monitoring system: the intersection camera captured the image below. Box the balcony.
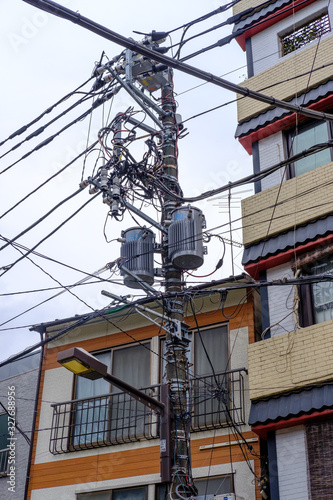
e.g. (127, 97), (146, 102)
(49, 368), (247, 454)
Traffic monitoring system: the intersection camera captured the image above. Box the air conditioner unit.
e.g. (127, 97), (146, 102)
(214, 494), (244, 500)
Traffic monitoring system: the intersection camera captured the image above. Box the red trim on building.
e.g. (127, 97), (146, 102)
(238, 94), (333, 154)
(244, 233), (333, 279)
(236, 0), (317, 50)
(252, 408), (333, 439)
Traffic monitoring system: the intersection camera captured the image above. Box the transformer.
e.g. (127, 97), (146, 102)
(168, 206), (205, 270)
(120, 227), (155, 289)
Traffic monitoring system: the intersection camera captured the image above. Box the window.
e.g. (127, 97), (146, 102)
(72, 343), (151, 447)
(0, 413), (9, 477)
(157, 475), (233, 500)
(192, 324), (229, 429)
(286, 120), (333, 178)
(77, 486), (147, 500)
(281, 12), (331, 56)
(298, 252), (333, 326)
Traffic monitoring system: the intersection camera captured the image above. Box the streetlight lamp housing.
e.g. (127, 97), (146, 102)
(57, 347), (108, 380)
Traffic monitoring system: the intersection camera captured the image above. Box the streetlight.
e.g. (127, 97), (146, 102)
(57, 347), (171, 481)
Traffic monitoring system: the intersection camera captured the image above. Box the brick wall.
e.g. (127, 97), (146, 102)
(248, 319), (333, 399)
(241, 161), (333, 246)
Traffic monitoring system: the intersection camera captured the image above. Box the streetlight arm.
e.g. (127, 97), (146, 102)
(103, 372), (165, 415)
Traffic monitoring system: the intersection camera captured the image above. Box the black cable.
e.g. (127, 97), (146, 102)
(0, 236), (126, 288)
(179, 0), (314, 62)
(0, 140), (98, 221)
(21, 0), (333, 124)
(0, 188), (83, 253)
(0, 76), (94, 148)
(0, 280), (110, 296)
(151, 140), (333, 203)
(0, 83), (118, 176)
(1, 192), (100, 278)
(0, 92), (95, 161)
(172, 4), (255, 58)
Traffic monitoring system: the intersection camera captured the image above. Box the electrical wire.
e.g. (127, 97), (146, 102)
(0, 76), (94, 148)
(0, 188), (84, 253)
(178, 0), (316, 62)
(21, 0), (333, 124)
(0, 82), (119, 176)
(1, 192), (101, 278)
(0, 92), (95, 161)
(0, 140), (98, 221)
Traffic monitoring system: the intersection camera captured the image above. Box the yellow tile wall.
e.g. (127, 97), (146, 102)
(237, 35), (333, 122)
(233, 0), (271, 16)
(241, 162), (333, 246)
(248, 320), (333, 400)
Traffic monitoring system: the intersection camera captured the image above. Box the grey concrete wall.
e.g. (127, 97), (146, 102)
(0, 367), (39, 500)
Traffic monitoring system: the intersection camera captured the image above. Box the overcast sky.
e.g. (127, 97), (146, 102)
(0, 0), (253, 363)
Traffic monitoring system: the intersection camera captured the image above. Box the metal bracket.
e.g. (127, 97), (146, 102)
(167, 320), (189, 340)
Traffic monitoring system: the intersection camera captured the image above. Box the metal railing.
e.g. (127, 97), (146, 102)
(190, 368), (247, 432)
(0, 449), (9, 477)
(50, 368), (247, 454)
(281, 13), (331, 56)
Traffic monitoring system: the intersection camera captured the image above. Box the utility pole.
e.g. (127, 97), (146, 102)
(160, 70), (195, 498)
(23, 3), (202, 498)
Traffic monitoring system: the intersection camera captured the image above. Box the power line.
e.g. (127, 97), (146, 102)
(0, 82), (119, 176)
(1, 192), (100, 278)
(0, 139), (99, 221)
(0, 76), (94, 148)
(22, 0), (333, 124)
(179, 0), (315, 61)
(0, 188), (84, 254)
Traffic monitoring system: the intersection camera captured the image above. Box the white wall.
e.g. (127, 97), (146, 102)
(276, 426), (309, 499)
(251, 0), (332, 75)
(258, 131), (286, 191)
(266, 263), (296, 337)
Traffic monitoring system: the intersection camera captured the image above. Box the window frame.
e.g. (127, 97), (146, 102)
(77, 485), (148, 500)
(297, 250), (333, 327)
(285, 118), (333, 180)
(70, 340), (153, 449)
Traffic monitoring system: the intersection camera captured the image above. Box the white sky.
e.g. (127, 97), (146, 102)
(0, 0), (253, 362)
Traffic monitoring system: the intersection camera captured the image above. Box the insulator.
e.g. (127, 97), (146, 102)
(168, 206), (205, 270)
(120, 227), (155, 289)
(99, 167), (108, 189)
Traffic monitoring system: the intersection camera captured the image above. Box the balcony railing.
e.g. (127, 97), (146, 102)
(281, 13), (331, 56)
(0, 449), (9, 477)
(50, 368), (247, 454)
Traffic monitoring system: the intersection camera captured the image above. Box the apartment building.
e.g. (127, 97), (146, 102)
(0, 350), (41, 500)
(233, 0), (333, 498)
(26, 277), (261, 500)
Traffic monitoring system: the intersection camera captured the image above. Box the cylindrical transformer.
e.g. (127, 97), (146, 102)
(168, 205), (205, 270)
(120, 227), (155, 289)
